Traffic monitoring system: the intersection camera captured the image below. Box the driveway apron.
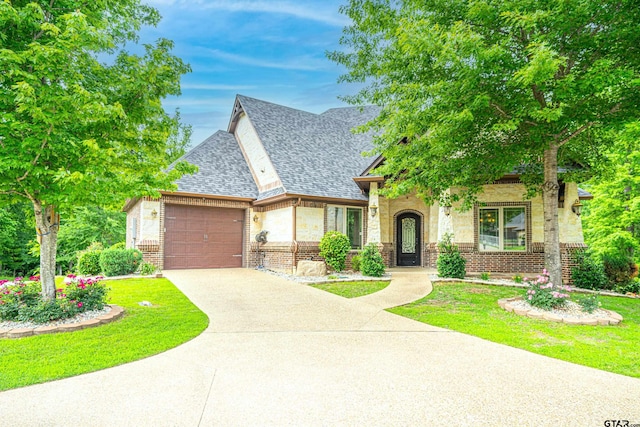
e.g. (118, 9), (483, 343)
(0, 268), (638, 426)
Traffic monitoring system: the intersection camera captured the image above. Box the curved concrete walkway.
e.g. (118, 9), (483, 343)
(0, 268), (639, 426)
(354, 267), (434, 309)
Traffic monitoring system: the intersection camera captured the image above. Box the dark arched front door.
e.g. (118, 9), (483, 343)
(396, 213), (421, 266)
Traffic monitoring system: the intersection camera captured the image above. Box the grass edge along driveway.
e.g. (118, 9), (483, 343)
(0, 278), (209, 391)
(388, 282), (640, 378)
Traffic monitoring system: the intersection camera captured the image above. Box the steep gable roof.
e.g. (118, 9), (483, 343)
(235, 95), (380, 202)
(171, 130), (258, 199)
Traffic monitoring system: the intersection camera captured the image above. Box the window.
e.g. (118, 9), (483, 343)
(478, 206), (526, 251)
(327, 206), (362, 249)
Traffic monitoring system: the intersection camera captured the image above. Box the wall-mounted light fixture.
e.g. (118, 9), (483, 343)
(443, 204), (452, 216)
(253, 214), (260, 223)
(571, 199), (583, 216)
(370, 204), (378, 217)
(151, 209), (158, 219)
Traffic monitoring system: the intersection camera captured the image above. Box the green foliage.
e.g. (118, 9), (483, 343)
(576, 294), (601, 314)
(0, 202), (38, 276)
(512, 275), (523, 284)
(139, 262), (157, 276)
(436, 233), (466, 279)
(109, 242), (126, 250)
(0, 0), (197, 298)
(524, 270), (571, 310)
(0, 276), (108, 323)
(602, 252), (637, 289)
(582, 121), (640, 264)
(77, 250), (103, 276)
(56, 207), (127, 271)
(330, 0), (640, 286)
(99, 248), (143, 277)
(360, 243), (385, 277)
(571, 251), (609, 290)
(480, 272), (490, 281)
(319, 231), (351, 272)
(350, 254), (362, 272)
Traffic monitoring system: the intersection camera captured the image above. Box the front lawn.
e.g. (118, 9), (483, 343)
(0, 278), (208, 391)
(310, 280), (391, 298)
(389, 283), (640, 378)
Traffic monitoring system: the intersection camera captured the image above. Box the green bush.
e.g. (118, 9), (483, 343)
(350, 254), (362, 272)
(571, 251), (608, 290)
(100, 248), (143, 277)
(139, 262), (157, 276)
(319, 231), (351, 272)
(602, 251), (636, 289)
(576, 294), (600, 313)
(77, 250), (103, 276)
(361, 243), (385, 277)
(436, 233), (466, 279)
(109, 242), (126, 250)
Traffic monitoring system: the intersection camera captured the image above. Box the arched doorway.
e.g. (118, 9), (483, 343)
(396, 212), (421, 266)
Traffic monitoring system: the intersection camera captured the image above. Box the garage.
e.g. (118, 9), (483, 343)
(164, 204), (245, 269)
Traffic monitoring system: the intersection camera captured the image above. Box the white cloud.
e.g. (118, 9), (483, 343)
(202, 48), (328, 71)
(148, 0), (348, 27)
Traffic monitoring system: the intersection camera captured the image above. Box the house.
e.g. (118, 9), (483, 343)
(124, 95), (590, 282)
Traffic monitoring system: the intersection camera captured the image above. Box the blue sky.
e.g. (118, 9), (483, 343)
(141, 0), (355, 145)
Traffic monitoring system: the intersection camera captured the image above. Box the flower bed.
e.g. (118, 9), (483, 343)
(498, 296), (623, 325)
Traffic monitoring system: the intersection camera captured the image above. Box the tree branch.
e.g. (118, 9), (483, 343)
(16, 124), (54, 182)
(531, 84), (547, 108)
(489, 101), (510, 118)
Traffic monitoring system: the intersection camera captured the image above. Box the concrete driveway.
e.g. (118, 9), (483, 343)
(1, 268), (639, 426)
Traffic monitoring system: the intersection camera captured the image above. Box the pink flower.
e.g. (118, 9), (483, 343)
(528, 295), (532, 300)
(77, 302), (83, 308)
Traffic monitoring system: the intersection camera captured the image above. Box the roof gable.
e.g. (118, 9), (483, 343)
(235, 95), (379, 202)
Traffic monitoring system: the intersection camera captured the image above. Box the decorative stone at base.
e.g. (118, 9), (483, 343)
(498, 297), (623, 326)
(296, 260), (327, 277)
(0, 305), (125, 339)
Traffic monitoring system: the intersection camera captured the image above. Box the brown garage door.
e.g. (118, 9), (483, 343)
(164, 205), (244, 269)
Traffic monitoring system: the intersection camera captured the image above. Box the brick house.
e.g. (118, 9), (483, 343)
(124, 95), (590, 281)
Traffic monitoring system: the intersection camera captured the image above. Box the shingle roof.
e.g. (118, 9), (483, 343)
(237, 95), (380, 202)
(171, 130), (258, 199)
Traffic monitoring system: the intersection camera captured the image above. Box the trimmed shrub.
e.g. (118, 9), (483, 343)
(109, 242), (126, 250)
(319, 231), (351, 272)
(100, 248), (143, 277)
(602, 252), (636, 289)
(571, 251), (608, 290)
(77, 250), (103, 276)
(350, 254), (362, 272)
(436, 233), (466, 279)
(361, 243), (385, 277)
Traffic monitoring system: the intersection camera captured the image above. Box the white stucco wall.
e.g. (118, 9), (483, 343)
(235, 113), (281, 191)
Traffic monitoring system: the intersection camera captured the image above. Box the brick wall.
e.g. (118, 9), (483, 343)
(426, 242), (587, 283)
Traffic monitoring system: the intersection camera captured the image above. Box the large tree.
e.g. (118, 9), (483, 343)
(330, 0), (640, 284)
(0, 1), (196, 298)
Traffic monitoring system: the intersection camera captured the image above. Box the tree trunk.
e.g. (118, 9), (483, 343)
(33, 201), (59, 300)
(542, 144), (563, 285)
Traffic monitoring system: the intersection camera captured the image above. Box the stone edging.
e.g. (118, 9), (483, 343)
(0, 305), (125, 339)
(498, 297), (623, 326)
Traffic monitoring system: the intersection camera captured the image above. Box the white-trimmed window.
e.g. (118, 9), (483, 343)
(327, 206), (363, 249)
(478, 206), (526, 251)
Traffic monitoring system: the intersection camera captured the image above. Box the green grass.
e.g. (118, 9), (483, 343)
(310, 280), (390, 298)
(0, 278), (209, 391)
(389, 283), (640, 378)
